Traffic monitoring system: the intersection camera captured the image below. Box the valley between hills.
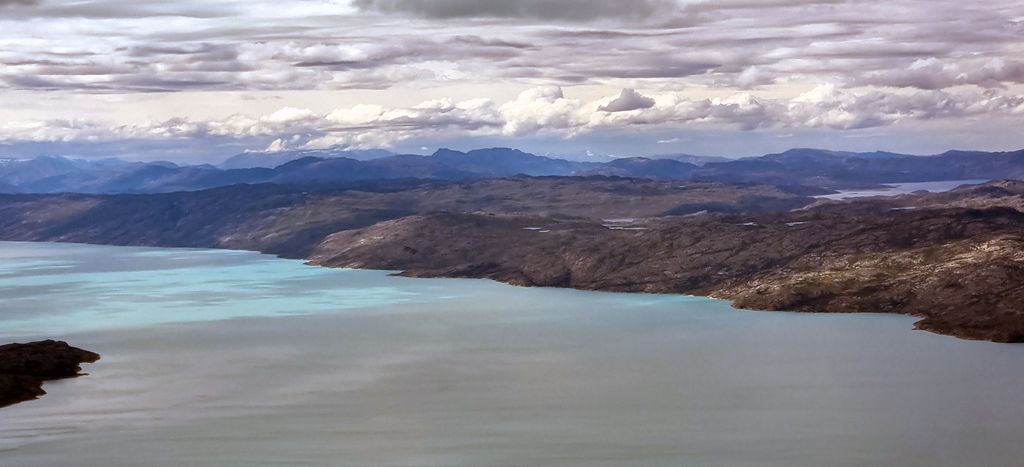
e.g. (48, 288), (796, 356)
(1, 175), (1022, 342)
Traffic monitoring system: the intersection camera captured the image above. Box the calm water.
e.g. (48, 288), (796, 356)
(1, 242), (1023, 466)
(817, 179), (989, 200)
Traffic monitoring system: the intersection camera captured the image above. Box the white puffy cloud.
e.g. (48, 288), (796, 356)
(1, 0), (1022, 160)
(857, 57), (1024, 90)
(498, 86), (586, 136)
(263, 107), (317, 124)
(4, 85), (1022, 153)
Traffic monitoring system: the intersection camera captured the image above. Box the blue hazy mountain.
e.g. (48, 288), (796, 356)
(1, 147), (1023, 194)
(221, 148), (395, 169)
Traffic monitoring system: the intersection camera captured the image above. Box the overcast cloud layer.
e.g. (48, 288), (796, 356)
(1, 0), (1023, 161)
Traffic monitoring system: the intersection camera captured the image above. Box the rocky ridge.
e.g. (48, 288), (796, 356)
(310, 181), (1024, 342)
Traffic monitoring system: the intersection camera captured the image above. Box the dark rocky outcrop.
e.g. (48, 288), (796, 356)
(0, 340), (100, 408)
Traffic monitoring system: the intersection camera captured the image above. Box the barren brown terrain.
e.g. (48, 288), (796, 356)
(1, 178), (1022, 342)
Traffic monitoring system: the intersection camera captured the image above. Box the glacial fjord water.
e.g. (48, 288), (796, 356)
(2, 241), (1024, 467)
(817, 179), (989, 200)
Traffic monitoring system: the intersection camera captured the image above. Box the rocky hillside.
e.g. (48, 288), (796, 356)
(0, 177), (815, 257)
(1, 178), (1022, 342)
(310, 181), (1024, 342)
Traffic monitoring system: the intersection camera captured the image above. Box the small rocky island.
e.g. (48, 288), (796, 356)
(0, 340), (100, 408)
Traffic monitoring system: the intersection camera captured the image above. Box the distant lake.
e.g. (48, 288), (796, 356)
(818, 179), (989, 200)
(2, 242), (1024, 466)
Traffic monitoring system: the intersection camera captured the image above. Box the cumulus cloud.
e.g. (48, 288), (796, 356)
(781, 84), (1024, 129)
(499, 86), (586, 136)
(1, 0), (1023, 157)
(4, 85), (1022, 154)
(856, 57), (1024, 90)
(599, 89), (657, 112)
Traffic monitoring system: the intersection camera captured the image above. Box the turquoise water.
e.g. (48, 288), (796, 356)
(0, 242), (423, 334)
(2, 241), (1023, 466)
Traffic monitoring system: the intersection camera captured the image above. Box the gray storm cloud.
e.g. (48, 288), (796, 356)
(1, 0), (1023, 158)
(351, 0), (678, 21)
(599, 89), (657, 112)
(3, 0), (1022, 94)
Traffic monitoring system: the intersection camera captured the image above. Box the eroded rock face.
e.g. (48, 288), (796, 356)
(310, 190), (1024, 343)
(0, 340), (100, 408)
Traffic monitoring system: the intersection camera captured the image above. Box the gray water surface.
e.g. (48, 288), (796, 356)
(817, 179), (989, 200)
(1, 242), (1023, 466)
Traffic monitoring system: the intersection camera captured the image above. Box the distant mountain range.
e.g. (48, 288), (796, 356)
(220, 148), (395, 169)
(1, 146), (1022, 194)
(644, 153), (732, 166)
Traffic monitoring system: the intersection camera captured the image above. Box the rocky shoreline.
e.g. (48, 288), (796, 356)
(309, 182), (1024, 343)
(1, 178), (1022, 343)
(309, 209), (1024, 343)
(0, 340), (100, 409)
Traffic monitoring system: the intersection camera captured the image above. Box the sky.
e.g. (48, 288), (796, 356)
(1, 0), (1023, 163)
